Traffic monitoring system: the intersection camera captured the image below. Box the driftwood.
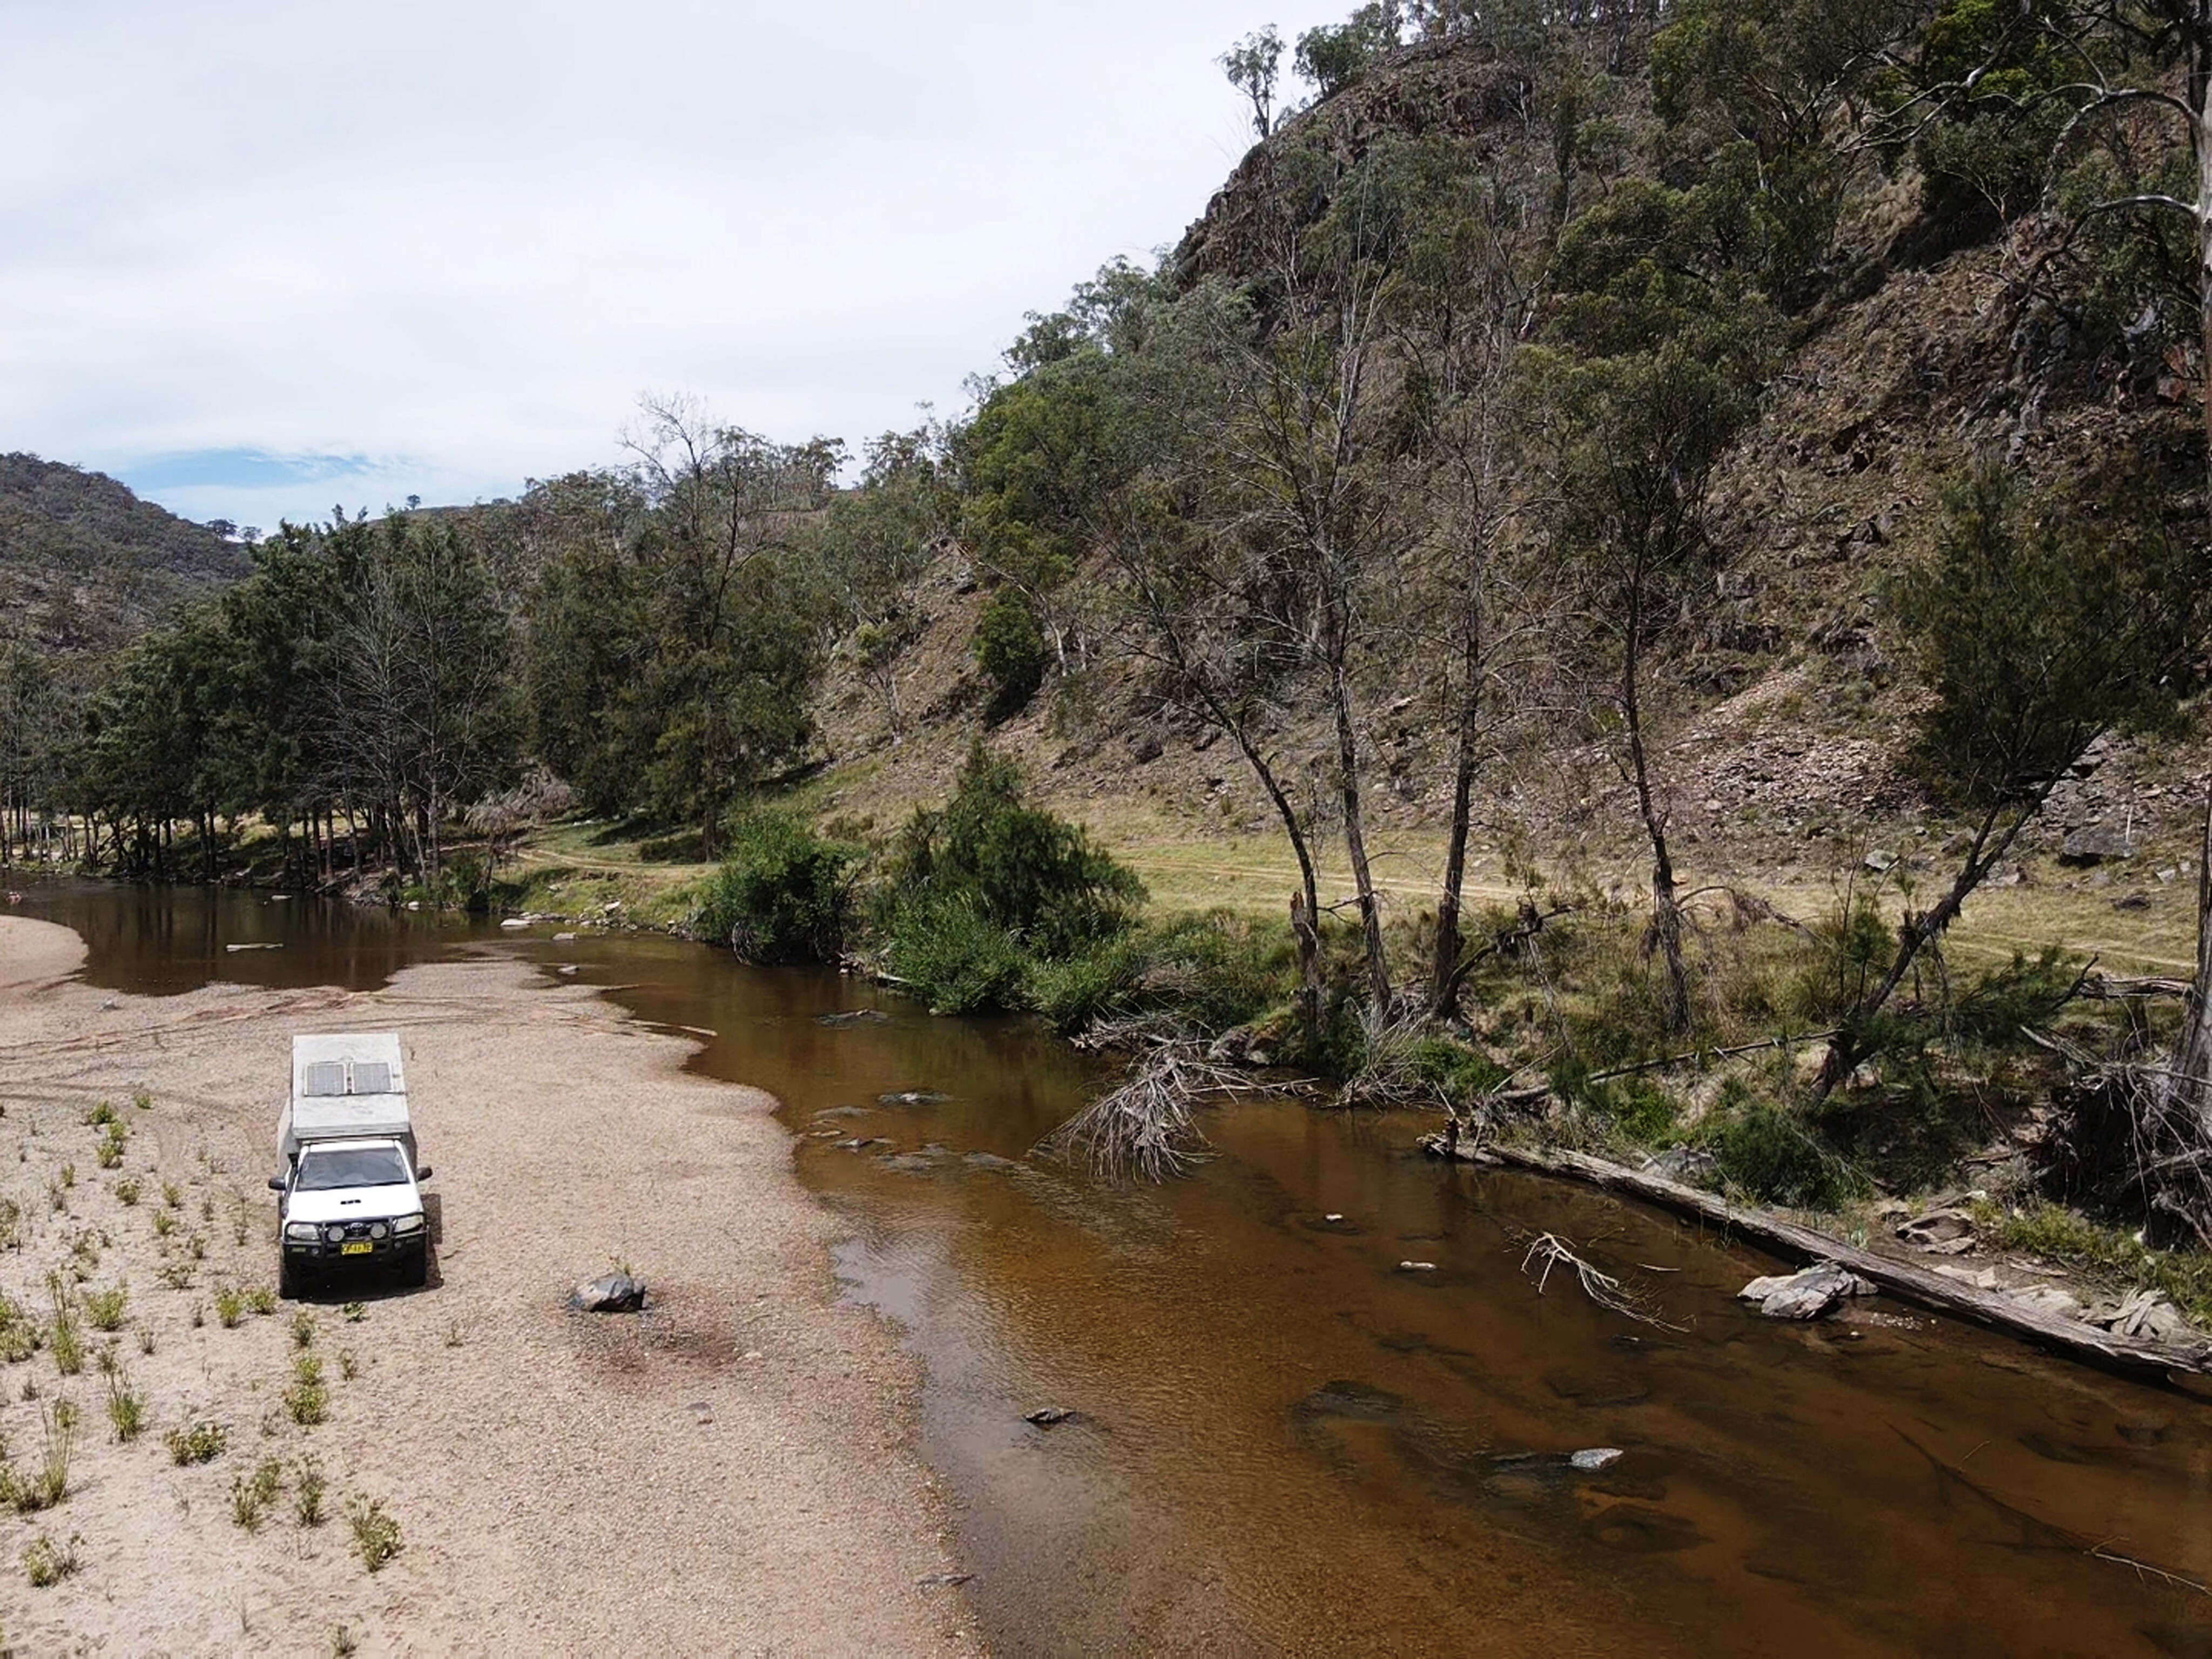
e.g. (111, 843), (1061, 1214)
(2080, 972), (2192, 1001)
(1424, 1137), (2212, 1384)
(1037, 1042), (1311, 1182)
(1519, 1231), (1688, 1331)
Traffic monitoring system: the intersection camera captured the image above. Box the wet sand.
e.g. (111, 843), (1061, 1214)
(0, 916), (973, 1655)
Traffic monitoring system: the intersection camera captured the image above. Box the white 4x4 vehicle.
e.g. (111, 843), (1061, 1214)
(272, 1034), (433, 1297)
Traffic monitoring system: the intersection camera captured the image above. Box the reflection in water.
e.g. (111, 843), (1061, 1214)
(16, 880), (2212, 1656)
(8, 876), (482, 995)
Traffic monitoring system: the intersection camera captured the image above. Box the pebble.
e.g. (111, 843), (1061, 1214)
(1398, 1260), (1438, 1273)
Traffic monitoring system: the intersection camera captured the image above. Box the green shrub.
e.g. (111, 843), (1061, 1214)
(1028, 912), (1291, 1036)
(1024, 933), (1147, 1033)
(887, 894), (1033, 1015)
(694, 811), (861, 964)
(885, 744), (1141, 950)
(1701, 1099), (1863, 1210)
(973, 590), (1048, 720)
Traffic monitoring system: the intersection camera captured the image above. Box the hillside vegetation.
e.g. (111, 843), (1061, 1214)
(0, 454), (246, 657)
(9, 1), (2212, 1285)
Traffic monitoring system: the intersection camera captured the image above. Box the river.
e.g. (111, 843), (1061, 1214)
(10, 878), (2210, 1656)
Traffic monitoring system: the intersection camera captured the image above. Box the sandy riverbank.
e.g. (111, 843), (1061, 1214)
(0, 915), (974, 1655)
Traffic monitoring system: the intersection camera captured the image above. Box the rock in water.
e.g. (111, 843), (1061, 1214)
(573, 1271), (646, 1313)
(1570, 1447), (1624, 1471)
(1024, 1407), (1076, 1426)
(1738, 1261), (1876, 1320)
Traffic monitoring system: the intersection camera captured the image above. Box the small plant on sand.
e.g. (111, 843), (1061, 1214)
(22, 1530), (79, 1587)
(23, 1404), (73, 1510)
(284, 1355), (328, 1426)
(113, 1177), (141, 1206)
(82, 1284), (126, 1333)
(0, 1196), (19, 1250)
(160, 1181), (181, 1210)
(214, 1286), (244, 1328)
(334, 1624), (359, 1656)
(157, 1261), (195, 1292)
(336, 1349), (359, 1382)
(443, 1320), (466, 1349)
(245, 1286), (276, 1317)
(187, 1233), (207, 1263)
(294, 1454), (327, 1526)
(0, 1316), (36, 1366)
(341, 1301), (365, 1325)
(134, 1321), (154, 1357)
(82, 1103), (118, 1130)
(230, 1456), (283, 1530)
(46, 1299), (81, 1379)
(44, 1180), (64, 1215)
(346, 1495), (402, 1572)
(104, 1367), (145, 1443)
(165, 1419), (226, 1467)
(230, 1211), (246, 1245)
(94, 1127), (125, 1171)
(291, 1311), (315, 1349)
(57, 1164), (73, 1190)
(151, 1209), (176, 1239)
(131, 1088), (151, 1112)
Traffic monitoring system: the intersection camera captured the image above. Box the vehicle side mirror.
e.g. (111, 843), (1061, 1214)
(416, 1165), (433, 1181)
(266, 1175), (285, 1192)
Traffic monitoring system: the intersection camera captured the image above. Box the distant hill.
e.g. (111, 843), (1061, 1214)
(0, 453), (251, 656)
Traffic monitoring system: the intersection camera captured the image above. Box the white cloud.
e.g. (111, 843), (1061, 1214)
(0, 0), (1337, 527)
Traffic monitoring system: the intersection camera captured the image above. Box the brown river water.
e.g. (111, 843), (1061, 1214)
(12, 879), (2212, 1656)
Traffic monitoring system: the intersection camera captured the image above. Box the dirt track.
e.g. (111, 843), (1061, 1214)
(0, 916), (973, 1656)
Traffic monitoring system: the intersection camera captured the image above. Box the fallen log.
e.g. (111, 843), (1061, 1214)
(1423, 1135), (2212, 1386)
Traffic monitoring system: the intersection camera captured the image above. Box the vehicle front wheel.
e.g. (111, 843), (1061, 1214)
(278, 1256), (302, 1301)
(399, 1243), (428, 1289)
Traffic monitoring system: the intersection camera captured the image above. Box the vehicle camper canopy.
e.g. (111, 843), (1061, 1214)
(281, 1033), (417, 1170)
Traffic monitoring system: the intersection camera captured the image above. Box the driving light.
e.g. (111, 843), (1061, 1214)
(368, 1222), (388, 1240)
(285, 1223), (319, 1241)
(392, 1213), (424, 1235)
(324, 1225), (346, 1245)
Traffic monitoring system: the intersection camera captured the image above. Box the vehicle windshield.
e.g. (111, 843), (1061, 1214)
(295, 1147), (411, 1191)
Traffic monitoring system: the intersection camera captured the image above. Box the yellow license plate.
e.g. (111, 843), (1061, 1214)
(339, 1241), (373, 1257)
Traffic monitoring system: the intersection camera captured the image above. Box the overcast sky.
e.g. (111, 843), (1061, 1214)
(0, 0), (1337, 530)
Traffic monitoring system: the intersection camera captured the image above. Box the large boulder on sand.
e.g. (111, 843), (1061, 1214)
(573, 1271), (646, 1313)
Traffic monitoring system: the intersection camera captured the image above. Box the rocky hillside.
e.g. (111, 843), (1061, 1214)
(799, 29), (2210, 941)
(0, 453), (249, 656)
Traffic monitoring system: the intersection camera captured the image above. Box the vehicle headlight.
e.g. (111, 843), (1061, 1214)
(323, 1225), (347, 1245)
(392, 1213), (424, 1235)
(368, 1222), (388, 1240)
(285, 1223), (319, 1241)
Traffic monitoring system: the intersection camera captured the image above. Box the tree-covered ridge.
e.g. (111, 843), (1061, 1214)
(0, 453), (248, 655)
